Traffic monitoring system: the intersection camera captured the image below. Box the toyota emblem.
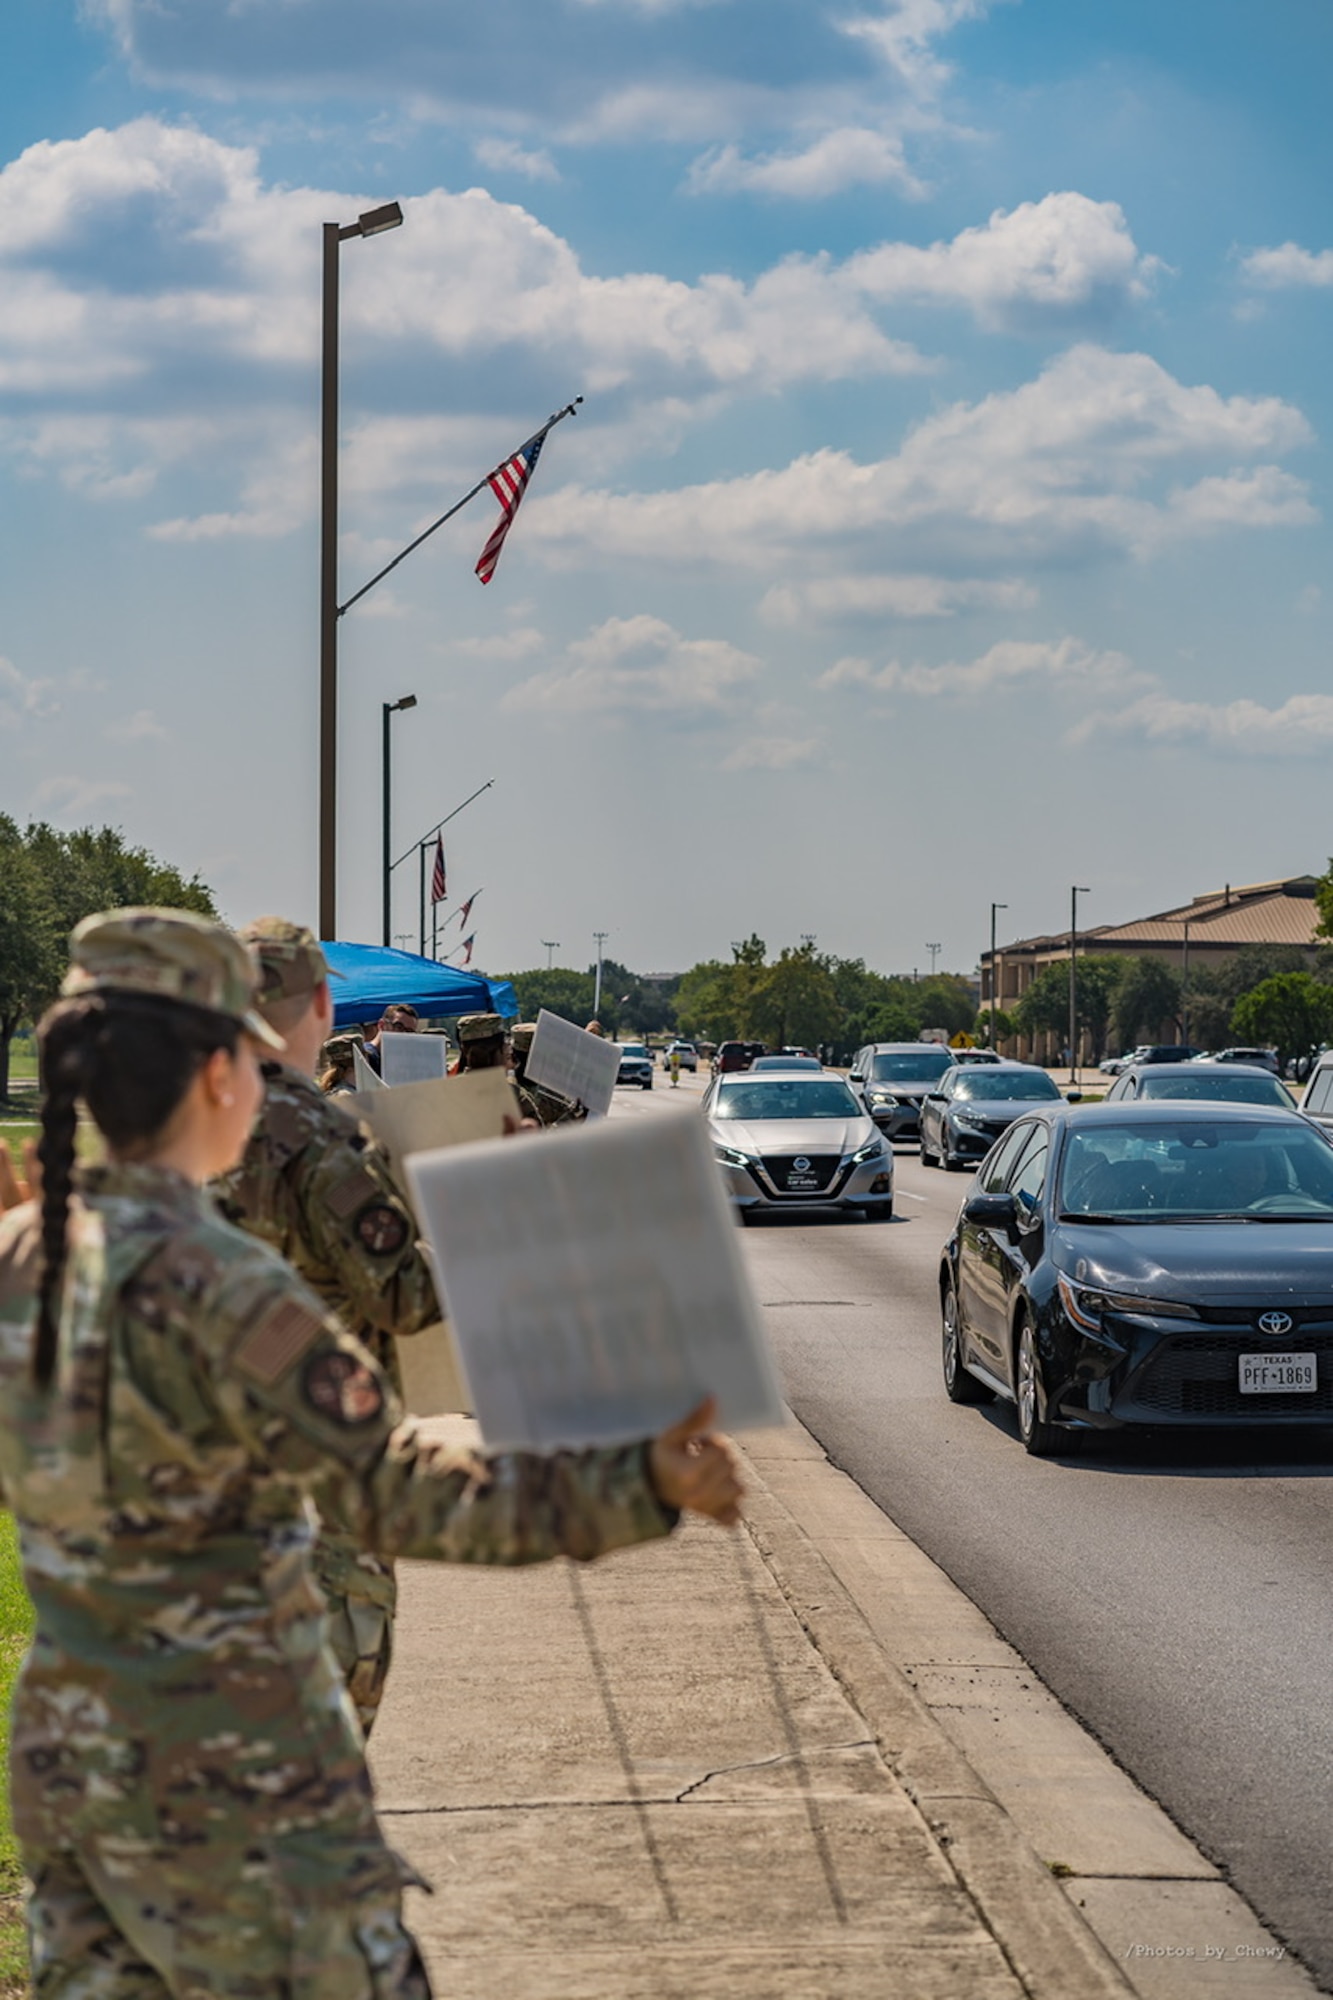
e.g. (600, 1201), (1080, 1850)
(1257, 1311), (1294, 1337)
(793, 1156), (810, 1172)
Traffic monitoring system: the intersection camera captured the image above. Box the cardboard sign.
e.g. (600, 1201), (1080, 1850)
(524, 1010), (621, 1121)
(350, 1068), (521, 1174)
(404, 1110), (785, 1451)
(379, 1031), (450, 1086)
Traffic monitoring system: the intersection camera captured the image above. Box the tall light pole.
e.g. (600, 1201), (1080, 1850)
(381, 693), (417, 945)
(989, 903), (1008, 1047)
(1180, 919), (1191, 1047)
(542, 940), (560, 970)
(319, 199), (405, 941)
(926, 941), (941, 976)
(592, 931), (609, 1020)
(1069, 886), (1091, 1084)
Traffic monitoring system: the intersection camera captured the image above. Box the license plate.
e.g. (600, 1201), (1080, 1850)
(1239, 1352), (1317, 1394)
(786, 1174), (819, 1190)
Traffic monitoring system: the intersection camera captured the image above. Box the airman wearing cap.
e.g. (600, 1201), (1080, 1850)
(510, 1021), (587, 1128)
(211, 916), (440, 1735)
(317, 1031), (364, 1097)
(452, 1011), (507, 1074)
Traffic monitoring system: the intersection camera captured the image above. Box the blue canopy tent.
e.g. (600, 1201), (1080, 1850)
(323, 942), (517, 1027)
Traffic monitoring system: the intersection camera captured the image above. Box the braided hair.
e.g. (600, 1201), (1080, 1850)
(33, 992), (240, 1389)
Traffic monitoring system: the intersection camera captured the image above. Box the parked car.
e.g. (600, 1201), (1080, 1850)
(703, 1070), (894, 1221)
(662, 1040), (699, 1072)
(750, 1054), (823, 1072)
(952, 1048), (1004, 1065)
(1301, 1051), (1333, 1132)
(1100, 1047), (1151, 1076)
(715, 1041), (756, 1074)
(940, 1101), (1333, 1454)
(615, 1042), (654, 1089)
(919, 1063), (1066, 1171)
(1195, 1046), (1282, 1076)
(1104, 1063), (1291, 1108)
(1134, 1045), (1203, 1065)
(848, 1042), (957, 1141)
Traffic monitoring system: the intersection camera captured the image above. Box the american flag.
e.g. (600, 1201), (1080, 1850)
(430, 835), (446, 904)
(475, 433), (545, 585)
(459, 933), (475, 967)
(456, 889), (480, 928)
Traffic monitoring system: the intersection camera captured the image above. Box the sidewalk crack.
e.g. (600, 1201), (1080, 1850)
(673, 1738), (874, 1803)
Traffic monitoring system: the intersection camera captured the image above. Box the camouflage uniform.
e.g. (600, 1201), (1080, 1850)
(212, 921), (438, 1734)
(510, 1022), (586, 1129)
(0, 1169), (676, 2000)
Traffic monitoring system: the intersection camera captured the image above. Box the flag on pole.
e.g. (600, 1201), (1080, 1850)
(430, 835), (447, 904)
(456, 889), (481, 928)
(475, 433), (546, 585)
(459, 933), (475, 966)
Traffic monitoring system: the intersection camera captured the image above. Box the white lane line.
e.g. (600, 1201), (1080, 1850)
(898, 1190), (928, 1202)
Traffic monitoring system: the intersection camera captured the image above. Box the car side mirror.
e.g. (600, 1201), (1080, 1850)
(962, 1191), (1019, 1240)
(1065, 1090), (1083, 1103)
(926, 1091), (946, 1101)
(849, 1072), (864, 1084)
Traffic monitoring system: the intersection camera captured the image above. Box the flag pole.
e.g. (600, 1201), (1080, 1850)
(418, 840), (426, 957)
(337, 399), (582, 619)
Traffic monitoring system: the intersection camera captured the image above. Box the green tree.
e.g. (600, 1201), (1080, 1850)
(675, 936), (768, 1045)
(745, 945), (841, 1051)
(1230, 973), (1333, 1072)
(1112, 956), (1183, 1049)
(501, 968), (598, 1028)
(0, 821), (60, 1101)
(1314, 858), (1333, 941)
(1013, 956), (1121, 1062)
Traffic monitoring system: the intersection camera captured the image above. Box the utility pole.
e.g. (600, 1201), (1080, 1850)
(542, 940), (560, 970)
(380, 693), (416, 945)
(1181, 919), (1191, 1047)
(989, 903), (1008, 1047)
(1069, 886), (1091, 1084)
(926, 942), (941, 976)
(592, 931), (609, 1019)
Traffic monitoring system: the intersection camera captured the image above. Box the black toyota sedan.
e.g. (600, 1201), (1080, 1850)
(940, 1102), (1333, 1455)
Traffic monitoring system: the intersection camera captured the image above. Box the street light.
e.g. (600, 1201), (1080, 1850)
(926, 942), (941, 976)
(319, 199), (405, 941)
(1069, 886), (1091, 1086)
(542, 940), (560, 970)
(989, 903), (1008, 1047)
(381, 693), (417, 945)
(592, 931), (609, 1020)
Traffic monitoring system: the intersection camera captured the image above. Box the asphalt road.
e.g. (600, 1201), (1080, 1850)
(613, 1073), (1333, 1990)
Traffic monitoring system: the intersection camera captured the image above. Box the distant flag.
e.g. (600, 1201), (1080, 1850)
(456, 889), (481, 928)
(430, 835), (447, 904)
(459, 933), (475, 966)
(475, 432), (545, 585)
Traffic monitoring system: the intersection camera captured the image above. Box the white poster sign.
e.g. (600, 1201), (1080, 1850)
(380, 1031), (450, 1086)
(352, 1044), (384, 1091)
(404, 1111), (786, 1451)
(351, 1068), (520, 1174)
(524, 1010), (621, 1120)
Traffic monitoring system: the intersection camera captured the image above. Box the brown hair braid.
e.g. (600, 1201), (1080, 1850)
(32, 992), (241, 1389)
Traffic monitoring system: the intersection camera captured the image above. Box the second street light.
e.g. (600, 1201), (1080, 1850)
(989, 902), (1008, 1047)
(1069, 886), (1091, 1086)
(381, 693), (417, 945)
(319, 199), (404, 942)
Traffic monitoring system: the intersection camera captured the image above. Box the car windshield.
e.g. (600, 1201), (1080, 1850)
(751, 1055), (821, 1071)
(619, 1045), (649, 1058)
(868, 1049), (953, 1081)
(714, 1079), (858, 1121)
(1139, 1071), (1290, 1106)
(1060, 1119), (1333, 1220)
(954, 1071), (1061, 1102)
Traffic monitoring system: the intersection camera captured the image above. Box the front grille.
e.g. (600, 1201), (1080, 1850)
(1129, 1333), (1333, 1418)
(1192, 1304), (1333, 1329)
(760, 1154), (840, 1194)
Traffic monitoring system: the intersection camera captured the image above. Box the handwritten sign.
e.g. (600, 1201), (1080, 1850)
(524, 1010), (621, 1120)
(379, 1031), (450, 1086)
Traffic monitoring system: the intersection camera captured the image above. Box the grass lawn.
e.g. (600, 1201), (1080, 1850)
(0, 1519), (32, 1994)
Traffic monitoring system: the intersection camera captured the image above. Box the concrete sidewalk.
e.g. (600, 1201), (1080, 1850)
(369, 1418), (1145, 1999)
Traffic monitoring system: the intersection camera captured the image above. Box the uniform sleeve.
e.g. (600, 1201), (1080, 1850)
(297, 1136), (441, 1339)
(210, 1263), (677, 1567)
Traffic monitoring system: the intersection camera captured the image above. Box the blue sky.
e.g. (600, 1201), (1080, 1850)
(3, 1), (1332, 980)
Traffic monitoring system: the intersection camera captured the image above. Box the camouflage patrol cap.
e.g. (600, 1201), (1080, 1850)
(320, 1031), (363, 1067)
(457, 1012), (505, 1044)
(240, 915), (343, 1006)
(63, 908), (285, 1049)
(510, 1021), (537, 1053)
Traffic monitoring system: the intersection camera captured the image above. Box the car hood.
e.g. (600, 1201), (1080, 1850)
(950, 1097), (1053, 1117)
(711, 1116), (873, 1154)
(865, 1079), (941, 1096)
(1054, 1221), (1333, 1304)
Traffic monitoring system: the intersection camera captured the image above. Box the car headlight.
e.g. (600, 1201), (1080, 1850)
(847, 1136), (886, 1165)
(1056, 1273), (1199, 1333)
(868, 1089), (892, 1104)
(714, 1143), (753, 1169)
(953, 1112), (991, 1130)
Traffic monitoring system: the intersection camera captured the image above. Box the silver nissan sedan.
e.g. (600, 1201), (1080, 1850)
(702, 1070), (894, 1222)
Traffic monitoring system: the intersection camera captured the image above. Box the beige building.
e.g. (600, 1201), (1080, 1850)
(981, 876), (1324, 1063)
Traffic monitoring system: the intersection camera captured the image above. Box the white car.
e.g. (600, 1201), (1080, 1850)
(616, 1043), (654, 1089)
(703, 1070), (894, 1222)
(662, 1040), (698, 1071)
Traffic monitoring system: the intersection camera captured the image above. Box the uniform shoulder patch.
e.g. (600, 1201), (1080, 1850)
(234, 1294), (326, 1386)
(326, 1169), (378, 1221)
(302, 1349), (385, 1426)
(355, 1203), (410, 1257)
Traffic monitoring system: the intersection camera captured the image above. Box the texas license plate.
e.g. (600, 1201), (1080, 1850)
(1239, 1352), (1317, 1393)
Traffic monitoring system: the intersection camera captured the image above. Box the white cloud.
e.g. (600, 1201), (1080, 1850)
(844, 193), (1162, 330)
(760, 572), (1037, 624)
(105, 708), (167, 743)
(452, 627), (547, 662)
(841, 0), (994, 95)
(817, 636), (1145, 699)
(474, 138), (561, 184)
(503, 614), (760, 715)
(1071, 691), (1333, 756)
(0, 656), (57, 723)
(687, 128), (925, 200)
(1239, 243), (1333, 290)
(526, 345), (1315, 571)
(721, 734), (821, 770)
(32, 776), (133, 817)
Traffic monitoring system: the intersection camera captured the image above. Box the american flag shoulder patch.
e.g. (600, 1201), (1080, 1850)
(327, 1169), (375, 1220)
(235, 1296), (326, 1386)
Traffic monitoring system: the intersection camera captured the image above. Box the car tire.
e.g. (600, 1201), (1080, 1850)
(919, 1127), (938, 1167)
(1014, 1315), (1064, 1456)
(862, 1203), (894, 1222)
(644, 1079), (653, 1090)
(942, 1278), (991, 1404)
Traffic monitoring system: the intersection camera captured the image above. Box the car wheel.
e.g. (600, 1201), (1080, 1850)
(862, 1203), (894, 1222)
(919, 1127), (937, 1167)
(1014, 1315), (1063, 1456)
(941, 1133), (961, 1171)
(942, 1278), (991, 1403)
(644, 1079), (653, 1090)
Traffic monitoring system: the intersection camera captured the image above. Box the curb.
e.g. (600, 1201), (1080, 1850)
(740, 1454), (1137, 2000)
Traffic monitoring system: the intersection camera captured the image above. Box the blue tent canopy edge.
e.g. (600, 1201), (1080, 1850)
(323, 941), (518, 1027)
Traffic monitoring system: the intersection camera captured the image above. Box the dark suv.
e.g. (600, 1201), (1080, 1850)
(1136, 1045), (1202, 1064)
(716, 1041), (765, 1074)
(849, 1041), (957, 1140)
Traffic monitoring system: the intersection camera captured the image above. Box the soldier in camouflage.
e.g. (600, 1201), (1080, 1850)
(0, 907), (742, 1998)
(509, 1021), (587, 1128)
(212, 918), (436, 1735)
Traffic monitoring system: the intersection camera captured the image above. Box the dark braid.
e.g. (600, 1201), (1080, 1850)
(32, 992), (241, 1390)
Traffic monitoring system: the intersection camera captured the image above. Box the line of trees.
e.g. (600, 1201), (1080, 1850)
(0, 819), (215, 1100)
